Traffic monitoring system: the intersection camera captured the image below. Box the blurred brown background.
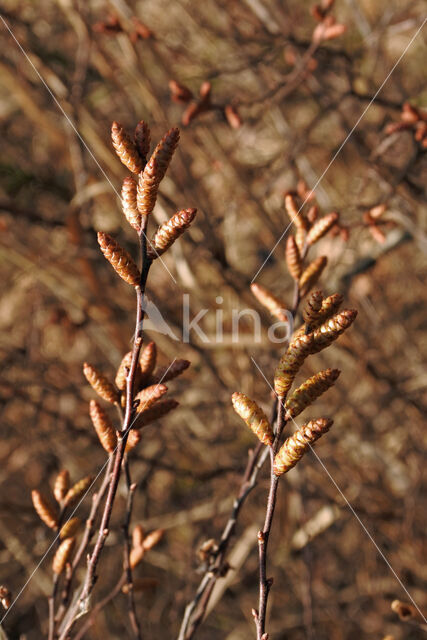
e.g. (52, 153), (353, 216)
(0, 0), (426, 638)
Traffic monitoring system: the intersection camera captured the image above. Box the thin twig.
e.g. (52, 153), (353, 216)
(122, 456), (142, 639)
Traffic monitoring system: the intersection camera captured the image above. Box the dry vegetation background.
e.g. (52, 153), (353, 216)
(0, 0), (426, 638)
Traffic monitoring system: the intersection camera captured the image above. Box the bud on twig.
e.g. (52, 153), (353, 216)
(53, 470), (70, 503)
(285, 368), (340, 418)
(148, 208), (197, 258)
(64, 476), (93, 508)
(31, 490), (58, 530)
(169, 79), (193, 103)
(231, 392), (273, 446)
(299, 256), (327, 296)
(89, 400), (117, 453)
(111, 121), (143, 174)
(285, 235), (302, 280)
(306, 212), (339, 245)
(311, 309), (357, 353)
(122, 177), (141, 232)
(273, 418), (333, 475)
(250, 283), (289, 323)
(97, 232), (141, 286)
(53, 537), (75, 575)
(83, 362), (119, 404)
(274, 333), (314, 398)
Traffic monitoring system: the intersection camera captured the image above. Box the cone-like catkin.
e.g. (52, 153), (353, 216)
(285, 235), (302, 280)
(53, 470), (70, 503)
(306, 212), (339, 245)
(285, 194), (307, 252)
(53, 537), (75, 575)
(115, 351), (132, 391)
(31, 490), (58, 530)
(63, 476), (93, 508)
(135, 384), (168, 413)
(311, 309), (357, 353)
(122, 177), (141, 231)
(139, 342), (157, 382)
(274, 333), (314, 398)
(136, 157), (160, 217)
(250, 283), (289, 323)
(231, 393), (273, 446)
(60, 517), (81, 540)
(130, 545), (145, 569)
(148, 208), (197, 258)
(83, 362), (119, 404)
(150, 359), (190, 384)
(142, 528), (164, 551)
(132, 525), (145, 549)
(126, 428), (141, 452)
(97, 232), (141, 286)
(89, 400), (117, 453)
(134, 120), (151, 165)
(311, 293), (343, 329)
(149, 128), (180, 183)
(273, 418), (333, 476)
(299, 256), (327, 295)
(111, 121), (143, 174)
(285, 368), (340, 418)
(303, 290), (323, 330)
(135, 399), (179, 428)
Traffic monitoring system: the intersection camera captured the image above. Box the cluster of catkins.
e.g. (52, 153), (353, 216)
(233, 193), (357, 476)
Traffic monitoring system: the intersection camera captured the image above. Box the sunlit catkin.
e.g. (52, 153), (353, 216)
(313, 293), (344, 328)
(148, 208), (197, 258)
(285, 368), (340, 418)
(134, 120), (151, 165)
(132, 524), (145, 548)
(306, 212), (339, 245)
(126, 428), (141, 452)
(135, 398), (179, 428)
(274, 333), (314, 398)
(135, 384), (168, 412)
(53, 537), (75, 575)
(122, 177), (141, 231)
(285, 235), (302, 280)
(302, 290), (323, 330)
(89, 400), (117, 453)
(97, 232), (141, 286)
(83, 362), (119, 404)
(231, 392), (273, 446)
(53, 470), (70, 503)
(299, 256), (327, 295)
(149, 127), (180, 183)
(31, 490), (58, 530)
(311, 309), (357, 353)
(142, 528), (164, 551)
(137, 156), (160, 217)
(111, 121), (143, 174)
(139, 341), (157, 381)
(115, 351), (132, 391)
(273, 418), (333, 476)
(285, 194), (307, 252)
(250, 283), (289, 322)
(63, 475), (93, 508)
(60, 517), (81, 540)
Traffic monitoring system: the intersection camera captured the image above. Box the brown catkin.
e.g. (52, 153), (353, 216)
(53, 538), (75, 575)
(299, 256), (327, 295)
(53, 470), (70, 503)
(250, 283), (289, 323)
(134, 120), (151, 165)
(306, 212), (339, 245)
(64, 476), (93, 508)
(132, 525), (145, 549)
(142, 529), (164, 551)
(126, 429), (141, 452)
(122, 177), (141, 231)
(285, 194), (307, 252)
(139, 341), (157, 381)
(149, 128), (180, 183)
(134, 399), (179, 428)
(274, 333), (314, 398)
(311, 309), (358, 353)
(89, 400), (117, 453)
(148, 208), (197, 258)
(129, 546), (145, 569)
(302, 290), (323, 330)
(285, 235), (302, 280)
(60, 517), (81, 540)
(136, 157), (160, 217)
(111, 121), (143, 174)
(135, 384), (168, 413)
(97, 232), (141, 286)
(83, 362), (119, 404)
(285, 368), (340, 418)
(273, 418), (333, 476)
(31, 490), (58, 530)
(115, 351), (132, 391)
(311, 293), (344, 329)
(150, 359), (190, 383)
(231, 392), (273, 446)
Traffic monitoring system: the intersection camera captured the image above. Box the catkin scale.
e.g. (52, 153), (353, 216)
(53, 470), (70, 503)
(111, 121), (143, 174)
(285, 368), (340, 418)
(299, 256), (327, 295)
(231, 392), (273, 446)
(306, 212), (339, 245)
(83, 362), (119, 404)
(89, 400), (117, 453)
(97, 232), (141, 286)
(273, 418), (333, 476)
(134, 120), (151, 165)
(250, 283), (289, 322)
(135, 384), (168, 413)
(274, 333), (314, 398)
(53, 538), (75, 575)
(311, 309), (357, 353)
(148, 208), (197, 258)
(285, 235), (302, 280)
(63, 476), (93, 508)
(121, 177), (141, 231)
(31, 491), (58, 530)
